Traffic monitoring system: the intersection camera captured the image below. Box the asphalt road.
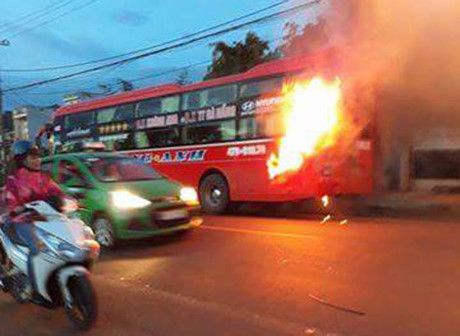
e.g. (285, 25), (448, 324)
(1, 214), (459, 336)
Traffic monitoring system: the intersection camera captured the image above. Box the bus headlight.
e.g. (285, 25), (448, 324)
(180, 187), (199, 205)
(110, 190), (151, 209)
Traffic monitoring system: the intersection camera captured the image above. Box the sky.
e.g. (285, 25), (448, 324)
(0, 0), (325, 110)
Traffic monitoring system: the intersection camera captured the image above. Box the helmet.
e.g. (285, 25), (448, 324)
(12, 140), (40, 167)
(12, 140), (34, 158)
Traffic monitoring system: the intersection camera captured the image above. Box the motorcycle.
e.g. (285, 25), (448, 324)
(0, 198), (100, 330)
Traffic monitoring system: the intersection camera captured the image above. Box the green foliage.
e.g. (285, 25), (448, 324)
(118, 79), (134, 92)
(204, 19), (330, 80)
(176, 69), (191, 85)
(204, 32), (275, 80)
(279, 18), (329, 57)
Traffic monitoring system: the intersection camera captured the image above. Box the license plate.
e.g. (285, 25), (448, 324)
(156, 209), (188, 220)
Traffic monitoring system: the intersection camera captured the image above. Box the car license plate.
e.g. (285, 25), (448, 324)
(156, 209), (188, 220)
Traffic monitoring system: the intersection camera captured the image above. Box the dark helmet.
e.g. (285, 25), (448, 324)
(12, 140), (33, 157)
(12, 140), (40, 167)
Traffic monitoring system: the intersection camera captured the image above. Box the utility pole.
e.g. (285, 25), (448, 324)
(0, 68), (5, 182)
(0, 39), (9, 182)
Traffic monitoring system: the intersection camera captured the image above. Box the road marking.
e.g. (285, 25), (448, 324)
(200, 225), (318, 239)
(101, 277), (334, 336)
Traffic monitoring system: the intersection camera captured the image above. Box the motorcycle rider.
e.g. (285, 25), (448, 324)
(2, 140), (65, 297)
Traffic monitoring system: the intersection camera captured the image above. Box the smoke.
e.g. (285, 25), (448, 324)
(320, 0), (460, 187)
(327, 0), (460, 114)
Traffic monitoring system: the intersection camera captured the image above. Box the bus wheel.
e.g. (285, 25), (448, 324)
(199, 174), (229, 214)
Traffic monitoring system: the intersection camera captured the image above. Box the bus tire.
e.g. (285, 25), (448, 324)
(199, 173), (230, 214)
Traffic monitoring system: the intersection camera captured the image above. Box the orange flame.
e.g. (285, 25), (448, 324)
(267, 77), (343, 179)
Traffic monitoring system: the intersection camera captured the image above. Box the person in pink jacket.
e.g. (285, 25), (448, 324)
(3, 140), (64, 296)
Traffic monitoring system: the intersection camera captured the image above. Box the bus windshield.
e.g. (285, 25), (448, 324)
(84, 157), (163, 182)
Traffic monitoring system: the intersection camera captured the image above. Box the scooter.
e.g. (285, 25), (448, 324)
(0, 198), (100, 330)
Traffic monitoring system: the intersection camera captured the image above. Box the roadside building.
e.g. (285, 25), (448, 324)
(12, 105), (56, 141)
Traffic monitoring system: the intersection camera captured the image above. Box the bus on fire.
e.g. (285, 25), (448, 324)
(52, 48), (374, 214)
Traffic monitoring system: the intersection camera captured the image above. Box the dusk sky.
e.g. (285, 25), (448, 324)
(0, 0), (325, 110)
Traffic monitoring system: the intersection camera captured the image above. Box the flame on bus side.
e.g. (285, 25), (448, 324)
(267, 77), (343, 180)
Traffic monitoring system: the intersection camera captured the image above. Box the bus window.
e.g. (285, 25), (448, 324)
(64, 111), (94, 131)
(182, 91), (204, 110)
(99, 133), (134, 151)
(239, 117), (258, 139)
(239, 114), (283, 139)
(97, 104), (135, 124)
(114, 134), (135, 151)
(182, 84), (237, 110)
(137, 95), (180, 117)
(183, 120), (236, 144)
(208, 85), (237, 106)
(135, 128), (181, 149)
(240, 77), (283, 98)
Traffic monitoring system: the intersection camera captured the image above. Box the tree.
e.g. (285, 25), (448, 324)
(204, 32), (275, 80)
(98, 83), (114, 95)
(78, 91), (96, 99)
(118, 79), (134, 92)
(279, 18), (330, 57)
(176, 68), (191, 85)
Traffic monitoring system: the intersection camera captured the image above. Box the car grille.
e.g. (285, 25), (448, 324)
(151, 204), (190, 229)
(151, 196), (180, 203)
(156, 204), (187, 211)
(155, 217), (190, 228)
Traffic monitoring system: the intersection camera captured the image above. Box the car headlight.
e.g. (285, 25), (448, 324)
(110, 190), (151, 209)
(180, 187), (199, 205)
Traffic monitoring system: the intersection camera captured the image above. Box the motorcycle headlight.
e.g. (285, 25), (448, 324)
(180, 187), (199, 205)
(83, 225), (95, 240)
(110, 190), (151, 210)
(62, 198), (79, 214)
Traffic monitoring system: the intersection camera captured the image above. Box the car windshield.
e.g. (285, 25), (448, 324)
(84, 156), (163, 182)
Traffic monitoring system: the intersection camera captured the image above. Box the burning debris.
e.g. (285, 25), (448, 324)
(320, 196), (349, 225)
(321, 195), (330, 208)
(321, 214), (332, 224)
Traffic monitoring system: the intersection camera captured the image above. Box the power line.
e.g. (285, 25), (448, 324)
(0, 0), (80, 35)
(12, 38), (209, 89)
(15, 37), (215, 89)
(0, 0), (74, 32)
(1, 0), (292, 73)
(10, 91), (33, 106)
(89, 35), (285, 87)
(3, 42), (196, 91)
(12, 34), (285, 97)
(18, 61), (209, 96)
(3, 0), (320, 93)
(3, 0), (102, 40)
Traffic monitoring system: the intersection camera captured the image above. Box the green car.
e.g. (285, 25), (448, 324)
(42, 152), (201, 248)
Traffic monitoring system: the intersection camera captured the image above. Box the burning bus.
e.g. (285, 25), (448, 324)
(52, 48), (374, 214)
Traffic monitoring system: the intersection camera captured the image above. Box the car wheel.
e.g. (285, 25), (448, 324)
(199, 173), (230, 214)
(93, 216), (117, 249)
